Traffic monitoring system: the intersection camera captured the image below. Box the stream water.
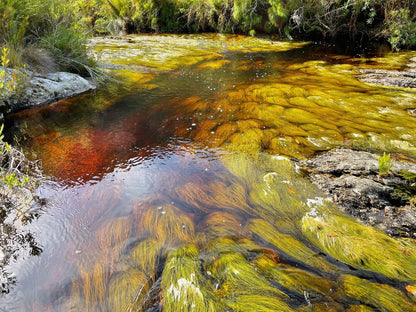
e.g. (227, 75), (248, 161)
(1, 34), (416, 311)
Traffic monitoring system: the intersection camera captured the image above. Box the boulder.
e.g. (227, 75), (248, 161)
(1, 69), (96, 116)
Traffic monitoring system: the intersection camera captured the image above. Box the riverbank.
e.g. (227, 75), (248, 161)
(301, 148), (416, 238)
(0, 132), (43, 293)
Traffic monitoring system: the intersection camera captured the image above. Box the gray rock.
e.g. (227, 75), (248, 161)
(358, 69), (416, 88)
(1, 69), (96, 114)
(302, 148), (416, 238)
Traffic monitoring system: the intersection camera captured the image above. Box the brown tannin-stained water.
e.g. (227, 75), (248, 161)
(2, 34), (416, 311)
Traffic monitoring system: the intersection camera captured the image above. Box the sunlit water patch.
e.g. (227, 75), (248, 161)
(2, 34), (416, 311)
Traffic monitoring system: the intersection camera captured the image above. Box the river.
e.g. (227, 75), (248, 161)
(1, 34), (416, 311)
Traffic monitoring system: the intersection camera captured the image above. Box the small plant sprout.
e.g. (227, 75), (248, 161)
(378, 152), (393, 176)
(1, 173), (30, 188)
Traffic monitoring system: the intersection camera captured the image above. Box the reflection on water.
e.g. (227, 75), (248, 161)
(2, 34), (416, 311)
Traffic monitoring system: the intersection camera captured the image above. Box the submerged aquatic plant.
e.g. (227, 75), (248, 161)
(139, 203), (195, 246)
(160, 245), (223, 312)
(107, 268), (149, 311)
(253, 254), (339, 300)
(340, 274), (416, 312)
(172, 179), (254, 216)
(204, 238), (288, 300)
(301, 212), (416, 281)
(127, 238), (162, 278)
(247, 218), (338, 274)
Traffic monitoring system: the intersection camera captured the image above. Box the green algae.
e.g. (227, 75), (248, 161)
(91, 34), (309, 73)
(340, 274), (416, 312)
(160, 245), (224, 312)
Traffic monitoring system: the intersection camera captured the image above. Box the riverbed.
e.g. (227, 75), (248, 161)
(2, 34), (416, 311)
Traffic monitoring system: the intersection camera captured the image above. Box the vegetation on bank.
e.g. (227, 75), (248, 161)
(89, 0), (416, 51)
(0, 0), (415, 77)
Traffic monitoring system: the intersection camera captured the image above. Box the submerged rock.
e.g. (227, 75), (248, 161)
(357, 57), (416, 88)
(301, 148), (416, 238)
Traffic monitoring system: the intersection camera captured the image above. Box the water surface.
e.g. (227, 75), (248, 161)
(2, 34), (416, 311)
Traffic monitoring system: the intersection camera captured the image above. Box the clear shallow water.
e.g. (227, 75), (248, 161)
(2, 34), (416, 311)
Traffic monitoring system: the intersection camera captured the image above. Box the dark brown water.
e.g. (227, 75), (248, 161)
(1, 34), (416, 311)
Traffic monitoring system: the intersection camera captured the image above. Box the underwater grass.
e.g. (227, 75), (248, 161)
(203, 238), (294, 311)
(128, 238), (162, 278)
(160, 244), (224, 312)
(96, 216), (132, 260)
(247, 219), (338, 274)
(340, 274), (416, 312)
(107, 268), (149, 312)
(301, 212), (416, 281)
(225, 294), (295, 312)
(139, 203), (195, 246)
(253, 255), (338, 300)
(204, 238), (288, 300)
(173, 179), (254, 216)
(200, 211), (246, 240)
(76, 262), (108, 312)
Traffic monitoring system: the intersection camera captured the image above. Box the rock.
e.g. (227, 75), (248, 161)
(357, 69), (416, 88)
(357, 57), (416, 88)
(1, 69), (96, 115)
(301, 148), (416, 238)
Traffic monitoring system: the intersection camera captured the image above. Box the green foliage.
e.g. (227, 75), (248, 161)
(1, 173), (29, 188)
(0, 0), (95, 76)
(0, 48), (16, 98)
(386, 9), (416, 51)
(378, 152), (393, 176)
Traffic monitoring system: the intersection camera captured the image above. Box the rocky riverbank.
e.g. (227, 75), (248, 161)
(0, 68), (96, 118)
(301, 148), (416, 238)
(0, 136), (44, 293)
